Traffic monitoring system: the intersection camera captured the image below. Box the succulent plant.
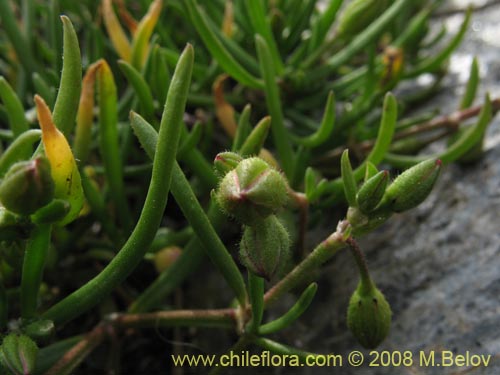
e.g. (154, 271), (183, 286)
(0, 0), (495, 373)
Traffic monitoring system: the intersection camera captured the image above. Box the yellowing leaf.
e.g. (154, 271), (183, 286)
(35, 95), (84, 225)
(102, 0), (131, 61)
(130, 0), (163, 70)
(74, 61), (102, 164)
(222, 0), (234, 38)
(213, 74), (237, 138)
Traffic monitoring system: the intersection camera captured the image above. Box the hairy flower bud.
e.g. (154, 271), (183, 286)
(379, 159), (442, 213)
(0, 333), (38, 375)
(0, 157), (54, 216)
(357, 170), (389, 214)
(214, 152), (243, 178)
(239, 215), (290, 280)
(347, 283), (392, 349)
(215, 157), (289, 225)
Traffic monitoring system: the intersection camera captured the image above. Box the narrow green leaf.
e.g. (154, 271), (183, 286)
(21, 224), (51, 319)
(0, 130), (41, 177)
(364, 162), (379, 181)
(204, 14), (261, 76)
(33, 73), (56, 107)
(306, 0), (413, 78)
(238, 116), (271, 156)
(97, 60), (133, 231)
(178, 122), (203, 158)
(259, 283), (317, 335)
(440, 93), (491, 164)
(341, 150), (358, 207)
(42, 45), (194, 326)
(52, 16), (82, 137)
(232, 104), (252, 152)
(406, 8), (471, 78)
(0, 77), (29, 138)
(255, 35), (294, 178)
(310, 0), (343, 51)
(385, 94), (492, 168)
(292, 91), (336, 148)
(130, 0), (162, 70)
(150, 45), (170, 106)
(459, 57), (479, 109)
(129, 112), (248, 307)
(80, 168), (121, 246)
(366, 92), (398, 164)
(118, 60), (155, 123)
(253, 337), (315, 362)
(184, 0), (264, 89)
(244, 0), (284, 74)
(0, 0), (37, 75)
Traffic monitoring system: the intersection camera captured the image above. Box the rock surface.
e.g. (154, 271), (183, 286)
(183, 3), (500, 374)
(287, 2), (500, 374)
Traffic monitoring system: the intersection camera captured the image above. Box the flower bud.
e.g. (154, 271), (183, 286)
(347, 283), (392, 349)
(379, 159), (442, 213)
(0, 157), (54, 216)
(154, 246), (182, 273)
(0, 333), (38, 375)
(239, 215), (289, 280)
(356, 170), (389, 214)
(215, 157), (289, 225)
(214, 152), (243, 178)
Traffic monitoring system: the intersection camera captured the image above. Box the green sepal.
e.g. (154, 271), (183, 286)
(0, 157), (54, 216)
(347, 283), (392, 349)
(213, 152), (243, 178)
(357, 170), (389, 214)
(239, 215), (290, 280)
(215, 157), (289, 225)
(379, 158), (442, 212)
(341, 150), (358, 207)
(0, 334), (39, 375)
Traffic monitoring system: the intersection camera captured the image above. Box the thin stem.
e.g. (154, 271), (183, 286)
(21, 224), (52, 319)
(111, 308), (236, 329)
(44, 324), (107, 375)
(288, 189), (309, 258)
(316, 97), (500, 164)
(346, 237), (374, 294)
(246, 272), (264, 333)
(264, 221), (350, 307)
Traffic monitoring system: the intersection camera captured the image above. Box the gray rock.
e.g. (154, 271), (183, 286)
(297, 2), (500, 374)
